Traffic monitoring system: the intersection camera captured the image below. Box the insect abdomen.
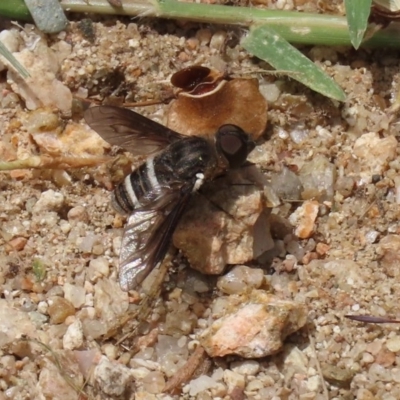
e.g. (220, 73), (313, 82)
(111, 157), (159, 215)
(111, 136), (213, 215)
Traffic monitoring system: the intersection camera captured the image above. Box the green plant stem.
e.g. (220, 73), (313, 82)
(2, 0), (400, 48)
(0, 0), (31, 20)
(60, 0), (400, 47)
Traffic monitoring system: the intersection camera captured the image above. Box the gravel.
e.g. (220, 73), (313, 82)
(2, 1), (400, 398)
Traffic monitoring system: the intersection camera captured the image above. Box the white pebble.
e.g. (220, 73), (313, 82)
(32, 190), (64, 214)
(87, 257), (110, 281)
(64, 283), (86, 308)
(387, 336), (400, 353)
(231, 360), (260, 376)
(37, 301), (48, 314)
(63, 319), (83, 350)
(223, 370), (245, 390)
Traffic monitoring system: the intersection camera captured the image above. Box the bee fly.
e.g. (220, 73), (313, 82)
(84, 106), (256, 291)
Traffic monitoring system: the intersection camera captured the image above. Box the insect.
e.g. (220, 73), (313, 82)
(84, 106), (256, 291)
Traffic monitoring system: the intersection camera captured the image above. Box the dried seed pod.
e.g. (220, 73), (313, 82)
(167, 74), (268, 140)
(170, 65), (226, 98)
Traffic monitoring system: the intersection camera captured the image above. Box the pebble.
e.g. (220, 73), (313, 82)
(217, 265), (264, 295)
(231, 360), (260, 376)
(142, 371), (166, 394)
(289, 200), (319, 239)
(259, 82), (281, 103)
(63, 283), (86, 308)
(377, 235), (400, 278)
(28, 311), (48, 327)
(32, 190), (64, 214)
(37, 351), (82, 399)
(223, 370), (245, 391)
(67, 206), (88, 223)
(0, 30), (20, 54)
(299, 154), (336, 201)
(87, 257), (110, 281)
(94, 278), (128, 334)
(47, 297), (75, 324)
(271, 167), (303, 201)
(102, 343), (118, 360)
(387, 337), (400, 353)
(210, 30), (227, 51)
(352, 132), (397, 183)
(9, 41), (73, 114)
(188, 375), (219, 397)
(63, 319), (83, 350)
(8, 237), (27, 251)
(173, 180), (265, 275)
(94, 356), (134, 396)
(199, 289), (307, 358)
(195, 28), (212, 46)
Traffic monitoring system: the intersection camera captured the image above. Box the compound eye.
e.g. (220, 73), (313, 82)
(216, 125), (255, 169)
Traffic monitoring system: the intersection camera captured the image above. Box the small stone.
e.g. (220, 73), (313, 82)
(271, 167), (303, 201)
(63, 283), (86, 308)
(67, 206), (88, 223)
(230, 360), (260, 376)
(289, 200), (319, 239)
(63, 319), (83, 350)
(352, 132), (397, 184)
(94, 356), (134, 396)
(37, 351), (83, 399)
(217, 265), (264, 295)
(142, 371), (165, 394)
(94, 279), (128, 333)
(386, 336), (400, 353)
(173, 176), (266, 275)
(48, 297), (75, 324)
(188, 375), (219, 397)
(195, 29), (212, 45)
(377, 235), (400, 277)
(25, 0), (68, 33)
(8, 237), (28, 251)
(299, 154), (336, 201)
(316, 242), (329, 255)
(223, 370), (245, 391)
(32, 190), (64, 214)
(322, 364), (355, 384)
(9, 44), (73, 114)
(0, 300), (36, 347)
(199, 289), (307, 358)
(81, 318), (107, 339)
(87, 257), (110, 281)
(0, 30), (20, 53)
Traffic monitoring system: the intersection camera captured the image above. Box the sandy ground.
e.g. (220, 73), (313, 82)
(2, 1), (400, 399)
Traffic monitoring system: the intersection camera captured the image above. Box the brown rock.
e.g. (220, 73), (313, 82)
(48, 297), (75, 324)
(377, 235), (400, 277)
(173, 178), (266, 275)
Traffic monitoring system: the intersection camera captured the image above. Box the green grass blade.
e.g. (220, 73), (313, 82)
(344, 0), (372, 49)
(241, 25), (346, 102)
(0, 41), (30, 79)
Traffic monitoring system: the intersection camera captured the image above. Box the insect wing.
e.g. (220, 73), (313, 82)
(84, 106), (183, 156)
(118, 185), (192, 291)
